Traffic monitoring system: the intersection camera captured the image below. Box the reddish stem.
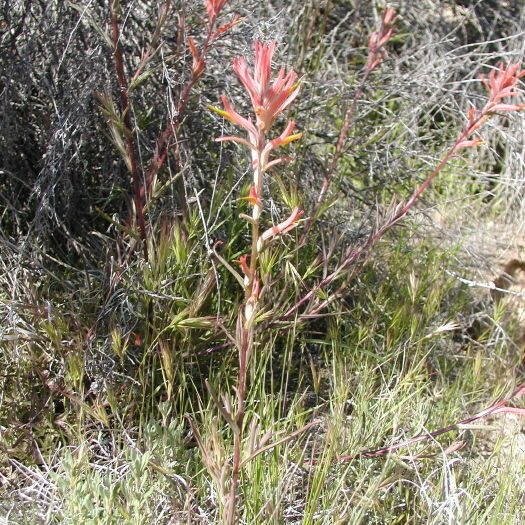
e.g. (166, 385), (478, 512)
(110, 1), (148, 259)
(227, 323), (250, 525)
(283, 122), (476, 320)
(143, 30), (215, 200)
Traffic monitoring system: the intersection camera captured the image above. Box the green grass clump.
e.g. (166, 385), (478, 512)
(2, 217), (522, 524)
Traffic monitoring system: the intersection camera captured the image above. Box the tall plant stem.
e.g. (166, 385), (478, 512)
(227, 137), (265, 524)
(143, 30), (215, 200)
(227, 303), (255, 524)
(110, 0), (148, 259)
(227, 324), (250, 525)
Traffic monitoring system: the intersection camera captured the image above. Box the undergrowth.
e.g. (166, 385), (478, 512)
(1, 224), (523, 524)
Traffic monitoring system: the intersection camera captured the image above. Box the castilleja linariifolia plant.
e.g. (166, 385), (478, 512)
(200, 12), (525, 523)
(207, 41), (303, 523)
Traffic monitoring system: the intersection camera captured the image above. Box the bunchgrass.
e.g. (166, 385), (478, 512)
(2, 212), (523, 523)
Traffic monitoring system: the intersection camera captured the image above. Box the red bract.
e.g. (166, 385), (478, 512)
(455, 62), (524, 150)
(237, 255), (251, 280)
(482, 62), (525, 113)
(232, 41), (300, 132)
(212, 95), (258, 139)
(213, 15), (241, 38)
(246, 186), (261, 206)
(366, 7), (396, 72)
(260, 208), (304, 244)
(188, 37), (205, 79)
(206, 0), (228, 22)
(265, 120), (303, 152)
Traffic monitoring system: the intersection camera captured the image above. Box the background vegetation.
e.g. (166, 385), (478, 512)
(1, 1), (524, 523)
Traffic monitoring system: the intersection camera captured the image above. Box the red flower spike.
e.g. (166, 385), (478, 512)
(482, 62), (525, 115)
(455, 62), (525, 153)
(232, 41), (300, 132)
(211, 41), (302, 158)
(206, 0), (228, 23)
(188, 37), (205, 79)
